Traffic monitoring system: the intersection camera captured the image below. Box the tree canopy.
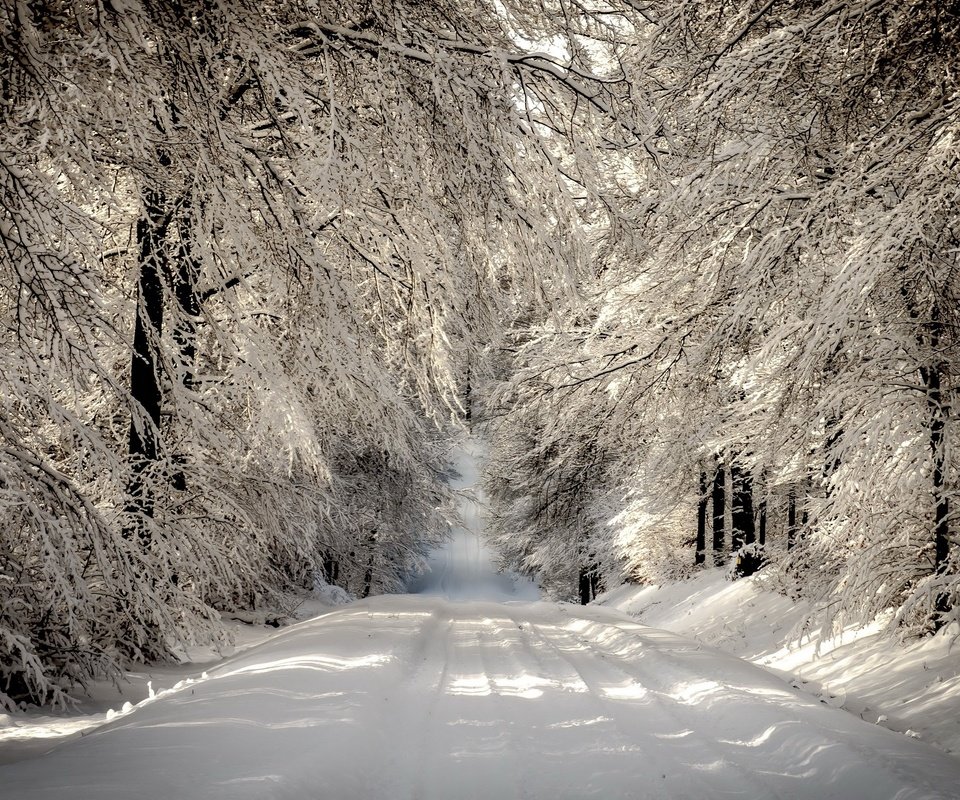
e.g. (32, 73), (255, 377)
(485, 0), (960, 630)
(0, 0), (646, 705)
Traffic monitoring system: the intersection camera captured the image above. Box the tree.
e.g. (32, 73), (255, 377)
(486, 0), (960, 631)
(1, 0), (652, 704)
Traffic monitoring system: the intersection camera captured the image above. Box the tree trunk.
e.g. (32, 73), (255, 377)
(731, 463), (753, 550)
(323, 552), (339, 585)
(696, 468), (708, 565)
(712, 459), (725, 566)
(589, 569), (602, 601)
(125, 186), (169, 539)
(732, 462), (760, 577)
(579, 566), (592, 605)
(787, 491), (797, 550)
(362, 532), (377, 599)
(921, 313), (951, 623)
(758, 494), (767, 548)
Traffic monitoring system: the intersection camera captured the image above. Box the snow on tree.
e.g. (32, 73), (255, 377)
(485, 0), (960, 630)
(0, 0), (649, 705)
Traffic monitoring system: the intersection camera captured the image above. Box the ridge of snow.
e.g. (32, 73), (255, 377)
(596, 568), (960, 756)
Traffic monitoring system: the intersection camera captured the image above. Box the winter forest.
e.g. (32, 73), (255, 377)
(2, 0), (959, 719)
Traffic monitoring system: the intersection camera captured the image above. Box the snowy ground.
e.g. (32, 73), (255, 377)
(0, 599), (337, 766)
(3, 596), (960, 799)
(597, 570), (960, 757)
(3, 444), (960, 798)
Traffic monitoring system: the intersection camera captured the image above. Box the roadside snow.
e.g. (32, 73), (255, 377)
(0, 594), (345, 765)
(597, 569), (960, 755)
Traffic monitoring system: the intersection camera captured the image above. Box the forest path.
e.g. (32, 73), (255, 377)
(4, 442), (960, 798)
(3, 595), (960, 799)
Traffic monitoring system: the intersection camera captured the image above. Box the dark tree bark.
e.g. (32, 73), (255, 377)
(125, 185), (169, 538)
(579, 567), (592, 605)
(731, 463), (754, 551)
(696, 468), (708, 565)
(323, 552), (340, 585)
(712, 459), (725, 566)
(732, 462), (761, 577)
(362, 532), (377, 598)
(758, 494), (767, 548)
(577, 557), (602, 604)
(589, 569), (602, 600)
(787, 491), (797, 551)
(921, 311), (952, 622)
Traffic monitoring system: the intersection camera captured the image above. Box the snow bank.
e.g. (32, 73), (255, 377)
(0, 590), (347, 763)
(597, 569), (960, 755)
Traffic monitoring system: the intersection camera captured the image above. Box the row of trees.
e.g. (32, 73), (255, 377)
(486, 0), (960, 633)
(0, 0), (647, 706)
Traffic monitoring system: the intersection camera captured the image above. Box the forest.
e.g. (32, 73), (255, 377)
(1, 0), (958, 710)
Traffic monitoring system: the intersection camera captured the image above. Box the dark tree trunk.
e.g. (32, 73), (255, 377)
(579, 567), (592, 605)
(758, 494), (767, 548)
(589, 569), (602, 600)
(323, 552), (339, 586)
(125, 186), (169, 539)
(921, 313), (951, 622)
(787, 492), (797, 551)
(732, 462), (760, 577)
(362, 532), (377, 599)
(712, 460), (725, 566)
(731, 463), (754, 551)
(577, 557), (601, 605)
(696, 468), (708, 565)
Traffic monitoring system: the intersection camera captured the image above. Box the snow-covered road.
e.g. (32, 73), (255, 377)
(3, 595), (960, 799)
(4, 443), (960, 798)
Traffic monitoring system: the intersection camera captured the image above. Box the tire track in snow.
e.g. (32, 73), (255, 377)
(521, 613), (772, 800)
(548, 611), (956, 800)
(406, 614), (456, 800)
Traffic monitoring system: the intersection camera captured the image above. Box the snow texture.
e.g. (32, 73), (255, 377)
(598, 569), (960, 757)
(2, 596), (960, 799)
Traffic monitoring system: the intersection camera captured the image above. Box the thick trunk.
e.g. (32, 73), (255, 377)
(125, 187), (169, 537)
